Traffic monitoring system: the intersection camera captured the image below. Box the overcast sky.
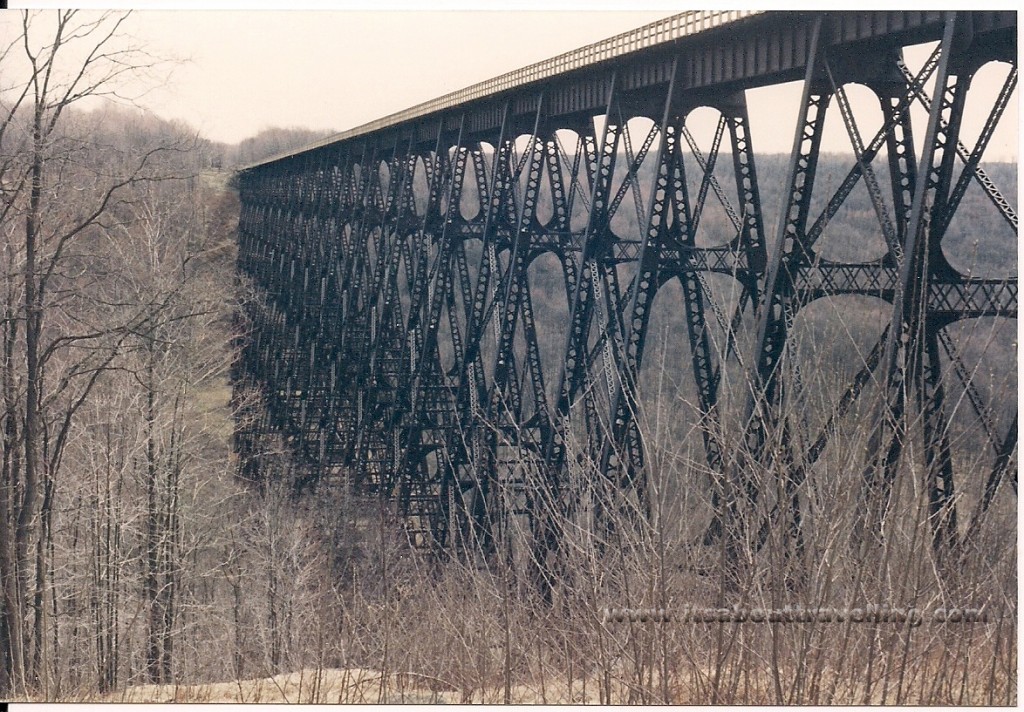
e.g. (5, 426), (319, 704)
(2, 2), (1018, 161)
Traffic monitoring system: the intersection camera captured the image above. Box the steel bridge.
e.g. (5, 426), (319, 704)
(234, 10), (1017, 580)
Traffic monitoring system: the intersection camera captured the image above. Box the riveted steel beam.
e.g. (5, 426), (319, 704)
(234, 11), (1017, 589)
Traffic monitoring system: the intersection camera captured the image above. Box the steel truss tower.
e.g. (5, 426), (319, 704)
(235, 11), (1017, 583)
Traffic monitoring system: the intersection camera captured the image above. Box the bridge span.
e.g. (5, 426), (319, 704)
(235, 10), (1016, 580)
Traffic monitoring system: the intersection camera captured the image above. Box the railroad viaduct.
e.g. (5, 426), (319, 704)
(233, 10), (1017, 580)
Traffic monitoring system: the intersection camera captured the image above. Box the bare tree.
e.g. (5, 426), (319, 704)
(0, 10), (190, 695)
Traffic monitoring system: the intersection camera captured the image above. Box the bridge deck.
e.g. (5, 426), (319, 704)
(244, 10), (1014, 170)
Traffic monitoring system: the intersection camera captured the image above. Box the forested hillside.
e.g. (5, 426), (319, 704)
(0, 12), (342, 697)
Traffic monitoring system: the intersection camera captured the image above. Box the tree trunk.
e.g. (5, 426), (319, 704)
(7, 112), (46, 696)
(0, 411), (22, 694)
(30, 470), (54, 694)
(0, 296), (18, 694)
(144, 345), (163, 684)
(160, 413), (182, 684)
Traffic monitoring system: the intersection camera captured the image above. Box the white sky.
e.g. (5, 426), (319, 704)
(1, 2), (1019, 161)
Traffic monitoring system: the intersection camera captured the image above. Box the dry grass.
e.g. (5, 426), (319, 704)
(90, 668), (606, 704)
(56, 625), (1007, 706)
